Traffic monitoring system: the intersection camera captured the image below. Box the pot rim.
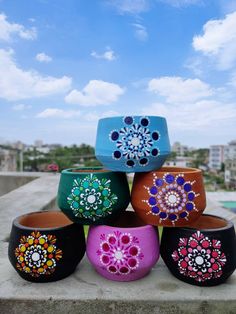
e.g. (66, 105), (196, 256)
(90, 211), (156, 232)
(140, 166), (202, 174)
(173, 214), (233, 232)
(61, 167), (113, 174)
(13, 210), (75, 231)
(98, 115), (166, 122)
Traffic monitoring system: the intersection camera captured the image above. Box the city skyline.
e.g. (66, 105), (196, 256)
(1, 1), (236, 147)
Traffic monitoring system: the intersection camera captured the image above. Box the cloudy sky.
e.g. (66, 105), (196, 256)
(0, 0), (236, 147)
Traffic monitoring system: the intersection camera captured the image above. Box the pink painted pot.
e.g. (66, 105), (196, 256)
(86, 211), (160, 281)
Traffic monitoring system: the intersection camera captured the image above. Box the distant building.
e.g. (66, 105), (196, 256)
(225, 159), (236, 187)
(172, 142), (190, 156)
(12, 141), (25, 151)
(0, 148), (17, 171)
(36, 145), (50, 154)
(34, 140), (43, 148)
(165, 156), (193, 168)
(208, 145), (225, 171)
(224, 140), (236, 160)
(224, 141), (236, 187)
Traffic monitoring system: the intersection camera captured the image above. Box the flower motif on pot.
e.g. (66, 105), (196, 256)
(109, 116), (160, 168)
(67, 174), (118, 221)
(143, 173), (199, 225)
(15, 231), (62, 277)
(97, 231), (144, 275)
(172, 231), (226, 282)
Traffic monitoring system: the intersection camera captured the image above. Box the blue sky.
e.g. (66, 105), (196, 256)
(0, 0), (236, 147)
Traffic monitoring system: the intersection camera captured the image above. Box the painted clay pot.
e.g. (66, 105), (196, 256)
(161, 214), (236, 286)
(8, 211), (85, 282)
(131, 167), (206, 227)
(57, 167), (130, 225)
(95, 116), (170, 172)
(86, 211), (159, 281)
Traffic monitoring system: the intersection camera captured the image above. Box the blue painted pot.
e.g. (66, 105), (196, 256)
(95, 116), (170, 172)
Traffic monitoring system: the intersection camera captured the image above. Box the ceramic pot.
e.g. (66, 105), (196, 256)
(161, 214), (236, 286)
(95, 116), (170, 172)
(86, 211), (159, 281)
(131, 166), (206, 227)
(57, 167), (130, 224)
(8, 211), (86, 282)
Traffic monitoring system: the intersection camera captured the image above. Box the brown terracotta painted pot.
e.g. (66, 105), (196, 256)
(131, 167), (206, 227)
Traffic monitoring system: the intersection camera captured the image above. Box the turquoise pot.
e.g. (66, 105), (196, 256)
(95, 116), (170, 172)
(57, 167), (130, 225)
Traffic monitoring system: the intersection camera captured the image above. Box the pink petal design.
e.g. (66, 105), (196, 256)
(178, 237), (188, 246)
(212, 239), (221, 249)
(172, 231), (227, 283)
(192, 231), (204, 241)
(97, 231), (143, 276)
(172, 250), (179, 261)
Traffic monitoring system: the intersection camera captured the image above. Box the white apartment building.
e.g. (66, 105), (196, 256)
(172, 142), (189, 156)
(0, 148), (17, 171)
(224, 140), (236, 160)
(208, 145), (225, 171)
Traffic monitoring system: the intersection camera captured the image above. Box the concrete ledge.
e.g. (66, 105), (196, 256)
(0, 173), (60, 256)
(1, 173), (236, 313)
(1, 257), (236, 314)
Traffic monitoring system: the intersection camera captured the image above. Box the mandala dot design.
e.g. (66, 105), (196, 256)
(97, 231), (144, 275)
(15, 231), (62, 277)
(172, 231), (226, 282)
(143, 173), (199, 225)
(109, 116), (160, 168)
(67, 174), (118, 221)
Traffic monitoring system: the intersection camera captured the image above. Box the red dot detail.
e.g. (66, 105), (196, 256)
(120, 266), (129, 274)
(108, 236), (116, 245)
(212, 251), (219, 258)
(121, 235), (130, 244)
(102, 255), (109, 264)
(102, 243), (110, 252)
(189, 240), (198, 248)
(202, 240), (210, 248)
(180, 261), (187, 269)
(212, 263), (219, 271)
(109, 265), (117, 273)
(180, 248), (187, 256)
(128, 258), (137, 268)
(129, 246), (138, 256)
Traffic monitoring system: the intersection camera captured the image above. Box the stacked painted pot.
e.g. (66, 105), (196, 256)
(8, 115), (236, 286)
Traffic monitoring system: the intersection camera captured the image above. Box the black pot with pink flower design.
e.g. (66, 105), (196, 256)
(160, 214), (236, 286)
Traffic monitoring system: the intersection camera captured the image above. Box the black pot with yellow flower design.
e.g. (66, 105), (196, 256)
(8, 211), (86, 282)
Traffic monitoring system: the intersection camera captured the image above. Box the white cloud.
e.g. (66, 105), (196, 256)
(84, 110), (119, 122)
(0, 49), (72, 101)
(229, 72), (236, 87)
(107, 0), (149, 15)
(12, 104), (32, 111)
(65, 80), (125, 106)
(36, 52), (52, 63)
(0, 13), (37, 41)
(192, 11), (236, 70)
(37, 108), (81, 119)
(91, 47), (117, 61)
(148, 76), (213, 103)
(132, 23), (148, 41)
(158, 0), (203, 7)
(142, 100), (236, 131)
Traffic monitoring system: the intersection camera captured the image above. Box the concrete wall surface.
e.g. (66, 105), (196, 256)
(0, 173), (236, 314)
(0, 172), (40, 197)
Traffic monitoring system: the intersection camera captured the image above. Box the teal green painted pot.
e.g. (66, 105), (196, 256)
(57, 167), (130, 225)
